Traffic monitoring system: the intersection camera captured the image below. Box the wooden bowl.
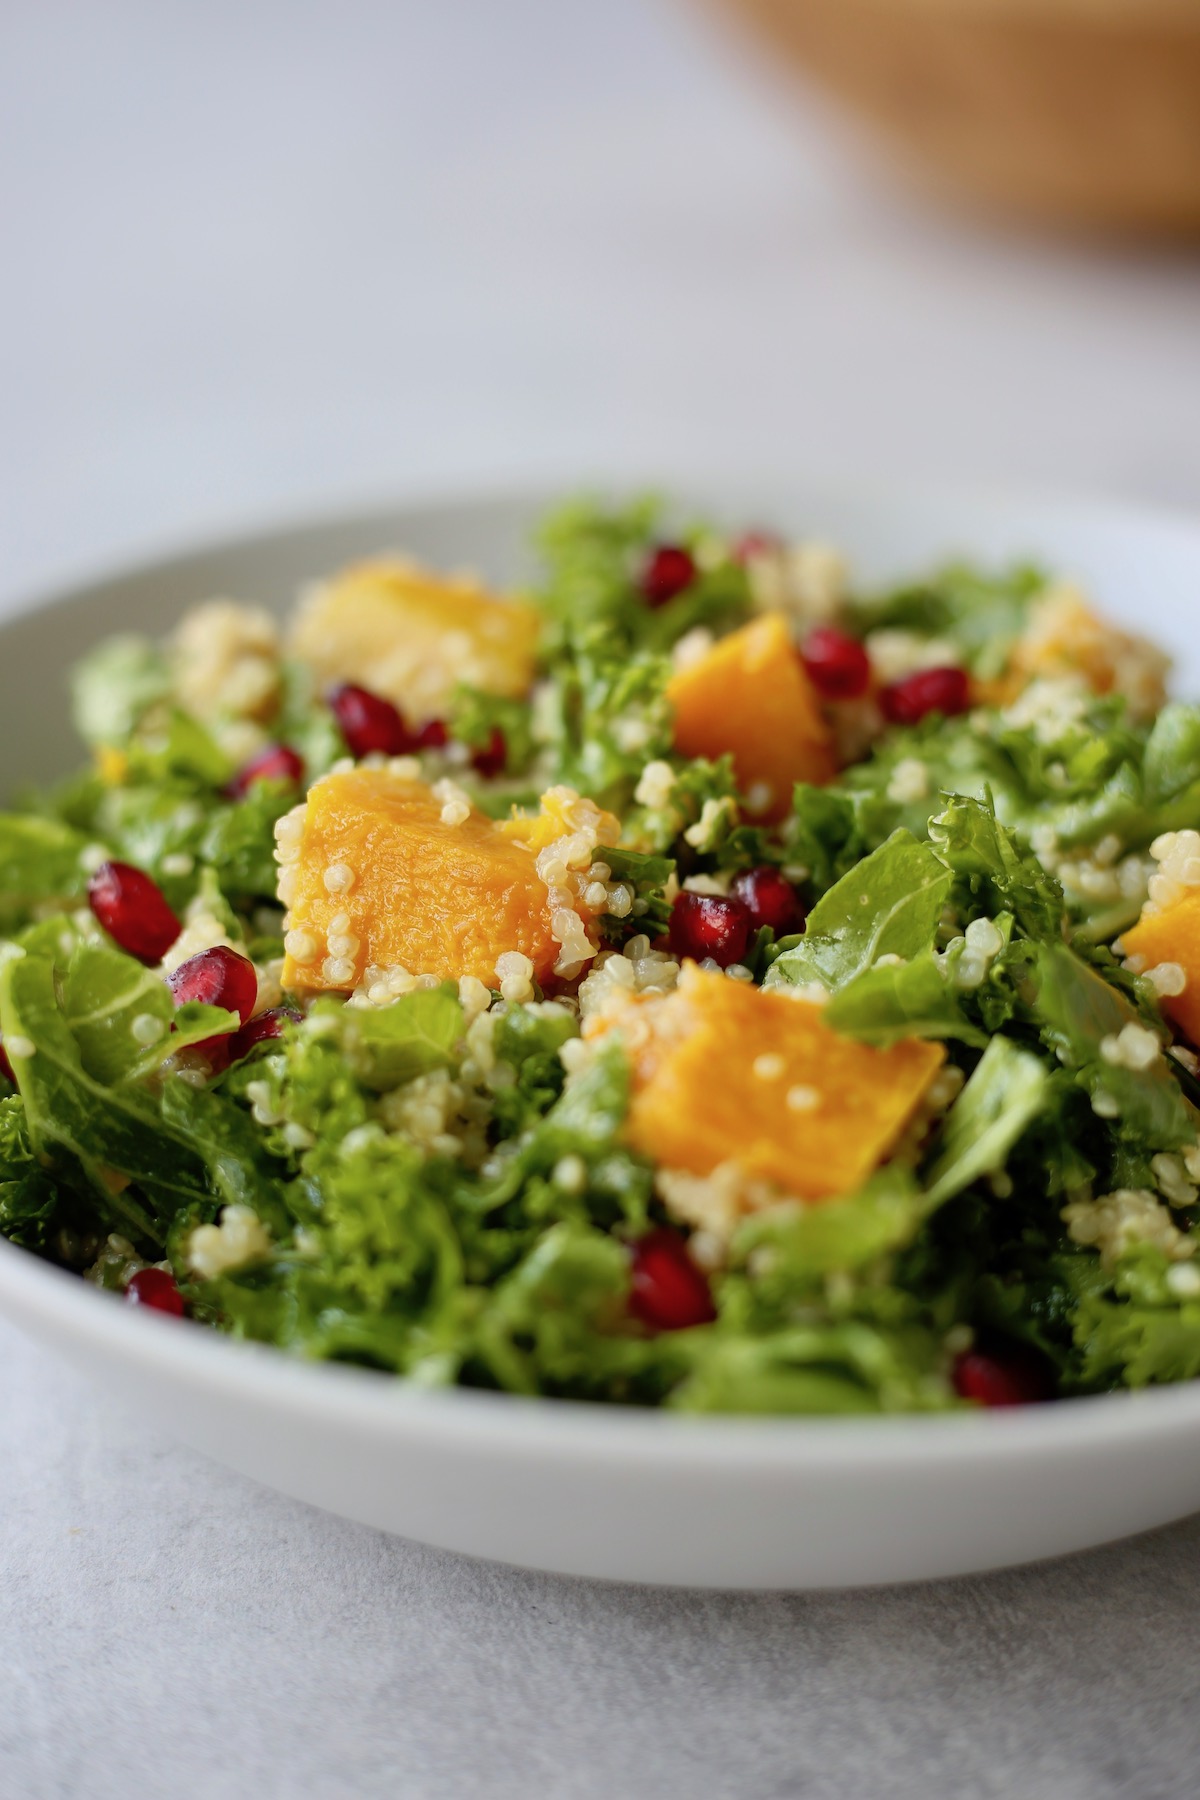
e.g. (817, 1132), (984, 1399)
(710, 0), (1200, 232)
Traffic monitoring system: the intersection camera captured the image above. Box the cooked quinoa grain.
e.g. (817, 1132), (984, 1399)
(8, 494), (1200, 1413)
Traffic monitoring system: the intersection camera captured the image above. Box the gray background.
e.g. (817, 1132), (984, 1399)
(3, 3), (1200, 1795)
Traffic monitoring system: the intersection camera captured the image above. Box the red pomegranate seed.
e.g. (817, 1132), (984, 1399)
(953, 1347), (1052, 1408)
(630, 1229), (716, 1331)
(328, 683), (415, 758)
(640, 544), (696, 608)
(225, 743), (305, 798)
(228, 1005), (301, 1060)
(731, 529), (781, 565)
(0, 1038), (15, 1085)
(88, 861), (181, 964)
(668, 891), (752, 969)
(125, 1267), (185, 1317)
(471, 726), (507, 778)
(881, 665), (970, 727)
(415, 718), (448, 750)
(730, 866), (804, 937)
(168, 945), (259, 1023)
(167, 946), (259, 1058)
(801, 627), (871, 701)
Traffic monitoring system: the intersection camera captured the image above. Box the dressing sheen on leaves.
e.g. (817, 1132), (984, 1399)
(7, 495), (1200, 1415)
(767, 830), (953, 994)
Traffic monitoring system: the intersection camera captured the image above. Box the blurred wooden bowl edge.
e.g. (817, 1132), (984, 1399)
(707, 0), (1200, 235)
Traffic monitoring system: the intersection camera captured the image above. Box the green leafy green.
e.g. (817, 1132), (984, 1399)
(449, 688), (536, 787)
(674, 1312), (953, 1415)
(1071, 1248), (1200, 1390)
(0, 814), (87, 929)
(781, 786), (865, 898)
(928, 795), (1064, 940)
(0, 1094), (70, 1251)
(0, 944), (275, 1246)
(732, 1166), (927, 1283)
(126, 709), (232, 788)
(471, 1222), (647, 1399)
(341, 986), (464, 1092)
(534, 497), (751, 660)
(11, 505), (1200, 1416)
(922, 1037), (1049, 1207)
(71, 634), (169, 746)
(597, 846), (675, 942)
(489, 1001), (575, 1138)
(197, 783), (291, 900)
(848, 562), (1043, 678)
(768, 830), (953, 994)
(827, 949), (987, 1048)
(61, 942), (174, 1085)
(1023, 940), (1194, 1154)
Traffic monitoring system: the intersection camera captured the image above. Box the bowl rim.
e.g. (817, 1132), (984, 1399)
(8, 1230), (1200, 1468)
(6, 463), (1200, 628)
(6, 471), (1200, 1472)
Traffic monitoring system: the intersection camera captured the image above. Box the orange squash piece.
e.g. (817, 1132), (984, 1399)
(1009, 586), (1165, 697)
(595, 964), (944, 1198)
(279, 767), (564, 992)
(1121, 893), (1200, 1046)
(666, 612), (835, 822)
(998, 585), (1169, 722)
(288, 557), (541, 721)
(496, 784), (621, 859)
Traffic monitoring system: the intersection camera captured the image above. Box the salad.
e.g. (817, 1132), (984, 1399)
(3, 496), (1200, 1415)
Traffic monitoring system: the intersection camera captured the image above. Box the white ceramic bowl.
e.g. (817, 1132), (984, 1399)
(4, 479), (1200, 1591)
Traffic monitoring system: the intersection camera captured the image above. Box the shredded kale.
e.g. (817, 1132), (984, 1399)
(4, 495), (1200, 1413)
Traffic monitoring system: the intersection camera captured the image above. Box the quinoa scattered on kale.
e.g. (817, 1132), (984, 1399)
(2, 497), (1200, 1414)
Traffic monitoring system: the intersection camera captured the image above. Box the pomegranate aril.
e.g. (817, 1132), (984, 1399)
(640, 543), (696, 608)
(228, 1005), (302, 1060)
(471, 726), (507, 778)
(226, 743), (305, 798)
(199, 1038), (235, 1077)
(88, 861), (181, 964)
(730, 866), (804, 937)
(125, 1267), (185, 1317)
(731, 529), (781, 565)
(414, 718), (448, 750)
(668, 891), (752, 969)
(168, 945), (259, 1029)
(881, 665), (970, 727)
(630, 1229), (716, 1332)
(801, 627), (871, 701)
(0, 1038), (15, 1085)
(328, 683), (414, 758)
(953, 1346), (1052, 1408)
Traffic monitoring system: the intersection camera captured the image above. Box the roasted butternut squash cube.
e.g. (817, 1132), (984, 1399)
(497, 783), (621, 859)
(278, 767), (564, 991)
(289, 558), (541, 720)
(1004, 584), (1168, 721)
(1121, 893), (1200, 1046)
(666, 612), (835, 822)
(598, 964), (944, 1199)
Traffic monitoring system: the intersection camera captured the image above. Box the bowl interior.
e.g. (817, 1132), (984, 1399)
(5, 475), (1200, 1585)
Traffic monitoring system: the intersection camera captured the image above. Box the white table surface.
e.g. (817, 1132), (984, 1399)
(3, 2), (1200, 1795)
